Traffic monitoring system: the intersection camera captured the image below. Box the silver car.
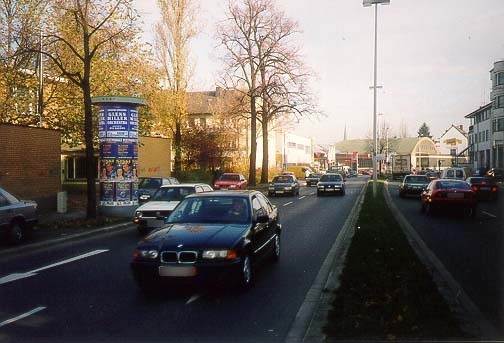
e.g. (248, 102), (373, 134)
(317, 173), (346, 196)
(0, 187), (38, 244)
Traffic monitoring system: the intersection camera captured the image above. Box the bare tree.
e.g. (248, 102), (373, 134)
(33, 0), (139, 219)
(218, 0), (317, 185)
(153, 0), (199, 176)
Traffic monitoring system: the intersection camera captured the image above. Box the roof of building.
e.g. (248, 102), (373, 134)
(333, 137), (422, 155)
(464, 103), (492, 118)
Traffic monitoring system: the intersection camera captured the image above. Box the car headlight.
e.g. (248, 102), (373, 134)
(269, 186), (275, 190)
(133, 249), (159, 259)
(202, 250), (237, 259)
(135, 211), (143, 217)
(285, 186), (292, 190)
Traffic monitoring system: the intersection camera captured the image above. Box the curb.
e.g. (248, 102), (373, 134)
(383, 181), (499, 339)
(285, 180), (368, 342)
(0, 221), (133, 261)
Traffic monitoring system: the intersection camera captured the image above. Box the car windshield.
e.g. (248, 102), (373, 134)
(167, 196), (251, 224)
(138, 178), (162, 189)
(404, 176), (428, 183)
(220, 174), (240, 181)
(272, 176), (293, 183)
(436, 181), (471, 190)
(151, 187), (194, 201)
(320, 174), (342, 182)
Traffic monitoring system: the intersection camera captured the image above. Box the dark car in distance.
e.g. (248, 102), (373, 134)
(0, 187), (38, 244)
(305, 173), (323, 186)
(317, 173), (345, 196)
(466, 176), (499, 201)
(420, 179), (477, 218)
(268, 174), (300, 196)
(399, 175), (430, 198)
(130, 190), (281, 292)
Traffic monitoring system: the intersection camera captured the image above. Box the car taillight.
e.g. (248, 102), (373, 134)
(471, 186), (478, 192)
(491, 186), (498, 192)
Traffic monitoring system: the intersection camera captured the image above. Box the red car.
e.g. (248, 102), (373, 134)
(420, 179), (477, 218)
(213, 173), (248, 190)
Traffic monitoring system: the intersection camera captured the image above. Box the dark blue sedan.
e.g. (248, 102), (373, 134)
(130, 190), (281, 292)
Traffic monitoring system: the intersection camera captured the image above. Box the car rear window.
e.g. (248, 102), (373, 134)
(437, 181), (470, 190)
(405, 176), (428, 182)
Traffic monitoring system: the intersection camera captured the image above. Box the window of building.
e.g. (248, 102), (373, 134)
(66, 156), (98, 180)
(493, 118), (504, 132)
(496, 95), (504, 109)
(497, 72), (504, 86)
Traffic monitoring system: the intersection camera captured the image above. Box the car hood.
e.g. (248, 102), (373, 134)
(215, 180), (241, 186)
(318, 181), (343, 185)
(136, 201), (180, 211)
(140, 223), (250, 250)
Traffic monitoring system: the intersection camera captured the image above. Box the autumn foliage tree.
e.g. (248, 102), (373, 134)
(33, 0), (141, 219)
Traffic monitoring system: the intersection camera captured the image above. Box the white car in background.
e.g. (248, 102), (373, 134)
(133, 183), (213, 234)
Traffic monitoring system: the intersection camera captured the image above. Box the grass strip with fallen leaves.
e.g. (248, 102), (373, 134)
(324, 180), (470, 341)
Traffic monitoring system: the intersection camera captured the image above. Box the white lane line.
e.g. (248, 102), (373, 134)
(0, 306), (46, 328)
(186, 294), (202, 305)
(282, 202), (294, 207)
(0, 250), (109, 285)
(298, 196), (306, 200)
(482, 211), (497, 218)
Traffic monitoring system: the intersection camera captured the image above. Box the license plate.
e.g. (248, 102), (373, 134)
(326, 188), (334, 191)
(147, 219), (165, 228)
(480, 187), (490, 191)
(447, 193), (464, 199)
(276, 190), (284, 193)
(159, 266), (196, 277)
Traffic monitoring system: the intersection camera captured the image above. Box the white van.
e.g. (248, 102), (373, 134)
(440, 167), (467, 180)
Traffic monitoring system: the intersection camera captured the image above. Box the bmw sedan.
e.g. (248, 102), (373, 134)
(130, 190), (281, 292)
(317, 173), (346, 196)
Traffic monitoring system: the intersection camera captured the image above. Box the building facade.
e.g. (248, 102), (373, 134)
(466, 60), (504, 170)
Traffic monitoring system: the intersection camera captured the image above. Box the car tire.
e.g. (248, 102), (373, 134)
(238, 254), (253, 290)
(316, 191), (321, 196)
(8, 221), (24, 244)
(271, 234), (280, 262)
(341, 189), (346, 196)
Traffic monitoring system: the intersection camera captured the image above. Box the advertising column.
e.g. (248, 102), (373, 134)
(92, 96), (145, 217)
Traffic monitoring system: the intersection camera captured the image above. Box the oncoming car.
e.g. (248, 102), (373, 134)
(132, 183), (213, 234)
(130, 190), (281, 292)
(213, 173), (248, 190)
(268, 174), (300, 196)
(420, 179), (477, 218)
(317, 173), (346, 196)
(137, 176), (180, 203)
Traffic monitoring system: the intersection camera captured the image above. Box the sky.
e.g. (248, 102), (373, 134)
(134, 0), (504, 145)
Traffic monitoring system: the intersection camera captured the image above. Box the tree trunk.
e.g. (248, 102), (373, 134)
(248, 96), (257, 187)
(82, 78), (97, 219)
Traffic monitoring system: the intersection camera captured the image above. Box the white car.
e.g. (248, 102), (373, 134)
(133, 183), (213, 234)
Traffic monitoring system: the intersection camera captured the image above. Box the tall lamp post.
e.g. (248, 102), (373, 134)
(364, 0), (389, 196)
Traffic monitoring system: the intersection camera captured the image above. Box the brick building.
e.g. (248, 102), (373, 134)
(0, 124), (61, 211)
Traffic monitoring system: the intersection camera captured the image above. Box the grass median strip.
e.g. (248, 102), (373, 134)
(324, 180), (470, 340)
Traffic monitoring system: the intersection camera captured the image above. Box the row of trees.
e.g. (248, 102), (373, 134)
(0, 0), (316, 218)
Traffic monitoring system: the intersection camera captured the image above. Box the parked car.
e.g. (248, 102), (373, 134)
(398, 175), (430, 198)
(130, 190), (281, 292)
(486, 168), (504, 183)
(305, 172), (323, 186)
(268, 174), (300, 196)
(466, 176), (499, 201)
(420, 179), (477, 218)
(137, 176), (180, 203)
(133, 183), (214, 234)
(0, 187), (38, 244)
(213, 173), (248, 190)
(317, 173), (346, 196)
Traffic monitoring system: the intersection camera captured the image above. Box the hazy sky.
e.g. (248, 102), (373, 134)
(134, 0), (504, 145)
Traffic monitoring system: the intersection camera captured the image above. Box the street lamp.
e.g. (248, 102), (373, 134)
(364, 0), (389, 196)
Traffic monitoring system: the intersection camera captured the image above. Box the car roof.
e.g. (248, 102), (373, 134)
(184, 190), (258, 199)
(159, 183), (210, 188)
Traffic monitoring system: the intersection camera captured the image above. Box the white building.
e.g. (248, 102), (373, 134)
(437, 125), (468, 157)
(275, 131), (313, 169)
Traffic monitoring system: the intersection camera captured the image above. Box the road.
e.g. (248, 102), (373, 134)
(387, 181), (504, 335)
(0, 177), (367, 342)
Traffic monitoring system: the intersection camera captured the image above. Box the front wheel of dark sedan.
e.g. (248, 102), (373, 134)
(238, 254), (253, 290)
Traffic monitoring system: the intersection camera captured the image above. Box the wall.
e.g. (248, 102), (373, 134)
(0, 124), (61, 211)
(137, 136), (172, 177)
